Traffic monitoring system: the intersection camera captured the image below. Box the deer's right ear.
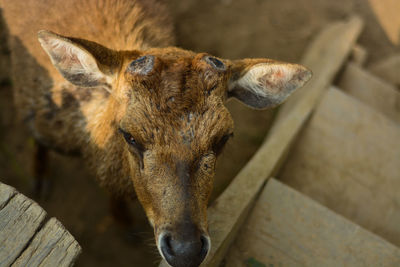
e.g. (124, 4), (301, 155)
(38, 30), (118, 88)
(227, 59), (312, 109)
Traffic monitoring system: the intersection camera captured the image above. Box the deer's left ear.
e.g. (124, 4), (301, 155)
(38, 30), (120, 88)
(228, 59), (312, 109)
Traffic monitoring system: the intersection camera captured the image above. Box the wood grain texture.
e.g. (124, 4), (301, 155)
(338, 62), (400, 123)
(12, 218), (81, 267)
(279, 87), (400, 246)
(0, 192), (46, 266)
(0, 182), (16, 209)
(0, 182), (81, 267)
(161, 16), (364, 267)
(226, 179), (400, 267)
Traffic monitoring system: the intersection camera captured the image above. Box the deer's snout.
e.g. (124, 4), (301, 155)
(158, 225), (210, 267)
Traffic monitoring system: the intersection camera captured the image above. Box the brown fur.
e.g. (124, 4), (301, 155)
(1, 0), (233, 235)
(1, 0), (311, 264)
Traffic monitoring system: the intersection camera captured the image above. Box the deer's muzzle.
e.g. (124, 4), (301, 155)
(157, 223), (210, 267)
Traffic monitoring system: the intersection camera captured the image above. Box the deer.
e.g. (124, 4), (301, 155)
(0, 0), (311, 266)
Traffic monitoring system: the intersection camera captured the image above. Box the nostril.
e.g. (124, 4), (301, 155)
(160, 234), (174, 258)
(165, 235), (172, 250)
(199, 235), (210, 261)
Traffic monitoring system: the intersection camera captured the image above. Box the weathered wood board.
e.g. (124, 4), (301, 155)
(160, 16), (364, 267)
(337, 62), (400, 124)
(278, 87), (400, 246)
(368, 54), (400, 87)
(12, 218), (81, 267)
(0, 190), (47, 266)
(0, 182), (81, 267)
(0, 182), (16, 208)
(226, 179), (400, 267)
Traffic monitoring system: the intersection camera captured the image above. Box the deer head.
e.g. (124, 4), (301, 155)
(38, 30), (311, 267)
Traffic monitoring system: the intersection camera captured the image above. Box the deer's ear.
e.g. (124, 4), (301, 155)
(38, 30), (118, 88)
(228, 60), (312, 109)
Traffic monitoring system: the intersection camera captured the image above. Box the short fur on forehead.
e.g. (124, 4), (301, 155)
(125, 51), (227, 114)
(121, 53), (233, 149)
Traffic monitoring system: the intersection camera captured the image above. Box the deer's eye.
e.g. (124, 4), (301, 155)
(124, 132), (137, 146)
(204, 56), (226, 71)
(212, 133), (233, 155)
(119, 128), (144, 151)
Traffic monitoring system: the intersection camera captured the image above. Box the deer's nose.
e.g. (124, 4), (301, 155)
(159, 231), (210, 267)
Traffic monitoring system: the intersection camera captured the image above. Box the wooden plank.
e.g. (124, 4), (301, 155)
(226, 179), (400, 267)
(337, 62), (400, 124)
(159, 16), (364, 267)
(369, 54), (400, 87)
(0, 182), (16, 209)
(0, 193), (47, 266)
(12, 218), (81, 267)
(0, 182), (81, 266)
(279, 87), (400, 246)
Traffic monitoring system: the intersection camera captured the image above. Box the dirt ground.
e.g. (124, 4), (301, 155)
(0, 0), (399, 266)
